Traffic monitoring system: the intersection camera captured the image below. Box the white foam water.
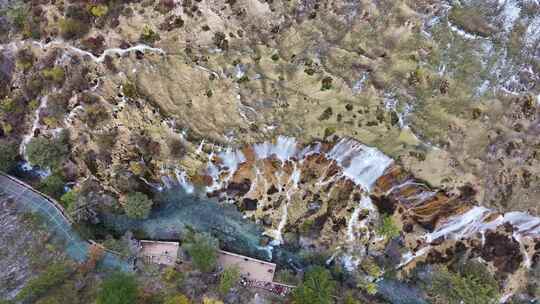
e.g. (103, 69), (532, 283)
(32, 40), (165, 63)
(20, 95), (49, 159)
(253, 136), (298, 162)
(346, 195), (377, 243)
(218, 148), (246, 182)
(174, 168), (194, 194)
(426, 207), (540, 243)
(326, 138), (393, 192)
(397, 246), (432, 268)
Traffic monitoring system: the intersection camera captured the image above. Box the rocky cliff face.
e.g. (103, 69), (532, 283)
(192, 136), (539, 295)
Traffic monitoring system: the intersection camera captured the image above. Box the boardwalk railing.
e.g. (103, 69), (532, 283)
(0, 173), (128, 260)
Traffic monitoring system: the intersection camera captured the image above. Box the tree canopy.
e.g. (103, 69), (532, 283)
(184, 232), (218, 273)
(26, 135), (69, 169)
(124, 192), (153, 219)
(293, 266), (336, 304)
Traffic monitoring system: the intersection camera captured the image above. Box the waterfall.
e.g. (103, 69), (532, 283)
(346, 195), (377, 243)
(196, 139), (205, 154)
(217, 147), (246, 184)
(174, 168), (194, 194)
(327, 138), (393, 191)
(397, 246), (431, 269)
(271, 163), (302, 245)
(253, 136), (297, 162)
(19, 95), (49, 159)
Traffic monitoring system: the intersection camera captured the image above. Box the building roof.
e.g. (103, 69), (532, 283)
(140, 240), (179, 266)
(217, 250), (276, 282)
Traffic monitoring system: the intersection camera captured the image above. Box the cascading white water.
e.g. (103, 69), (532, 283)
(19, 95), (49, 159)
(270, 163), (302, 245)
(31, 40), (165, 64)
(397, 246), (432, 268)
(174, 168), (194, 194)
(424, 206), (540, 268)
(253, 136), (297, 162)
(326, 138), (393, 192)
(346, 195), (377, 243)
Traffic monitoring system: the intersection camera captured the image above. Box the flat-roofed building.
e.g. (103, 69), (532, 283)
(140, 240), (179, 266)
(217, 250), (276, 282)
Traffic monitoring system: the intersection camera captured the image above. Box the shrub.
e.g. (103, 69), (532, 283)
(15, 263), (72, 302)
(202, 297), (223, 304)
(26, 136), (70, 169)
(162, 266), (185, 287)
(96, 272), (138, 304)
(0, 142), (18, 173)
(344, 292), (362, 304)
(275, 269), (300, 285)
(140, 25), (160, 43)
(184, 232), (218, 273)
(164, 294), (191, 304)
(37, 173), (66, 198)
(218, 266), (240, 295)
(321, 76), (333, 91)
(377, 215), (400, 240)
(124, 192), (153, 219)
(293, 266), (336, 304)
(60, 190), (77, 208)
(122, 81), (138, 98)
(42, 67), (65, 85)
(59, 18), (89, 40)
(89, 4), (109, 18)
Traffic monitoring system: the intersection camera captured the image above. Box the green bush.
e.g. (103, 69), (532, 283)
(38, 173), (66, 199)
(164, 294), (191, 304)
(293, 266), (336, 304)
(60, 190), (77, 209)
(0, 142), (18, 173)
(96, 272), (138, 304)
(124, 192), (153, 219)
(162, 266), (185, 288)
(218, 266), (240, 295)
(26, 136), (69, 169)
(184, 232), (218, 273)
(140, 25), (160, 43)
(89, 4), (108, 17)
(42, 67), (65, 85)
(321, 76), (333, 91)
(15, 263), (72, 302)
(377, 215), (400, 240)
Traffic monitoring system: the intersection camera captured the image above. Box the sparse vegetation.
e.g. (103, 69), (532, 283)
(15, 263), (73, 302)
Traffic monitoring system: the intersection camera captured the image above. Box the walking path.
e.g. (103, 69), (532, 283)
(0, 173), (131, 271)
